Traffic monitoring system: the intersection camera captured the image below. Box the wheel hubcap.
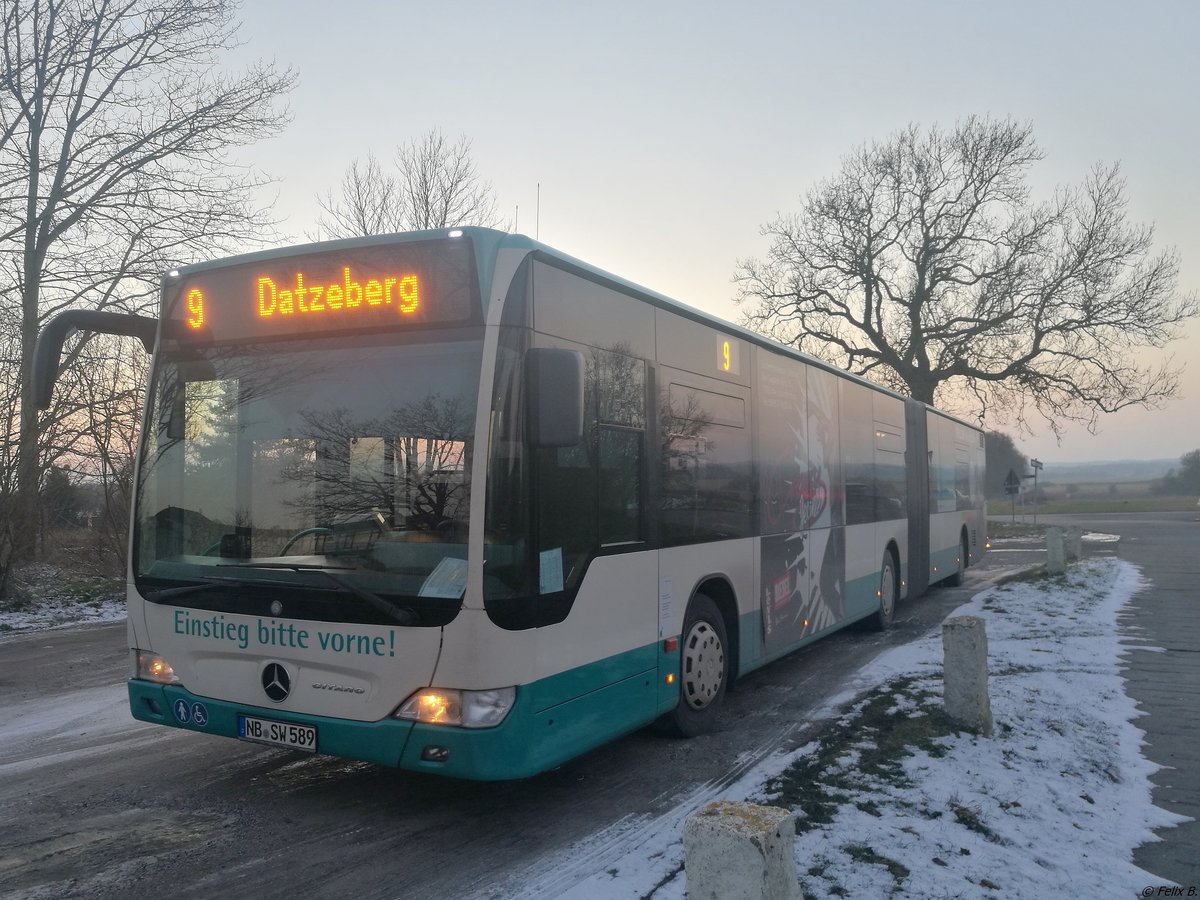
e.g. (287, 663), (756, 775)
(880, 565), (895, 617)
(682, 621), (725, 710)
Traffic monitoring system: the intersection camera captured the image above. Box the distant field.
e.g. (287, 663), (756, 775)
(1028, 459), (1176, 483)
(1033, 496), (1195, 514)
(989, 487), (1197, 516)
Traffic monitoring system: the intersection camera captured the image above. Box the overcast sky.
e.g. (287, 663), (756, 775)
(228, 0), (1198, 464)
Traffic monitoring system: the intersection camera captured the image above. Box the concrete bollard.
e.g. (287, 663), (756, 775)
(1045, 526), (1065, 574)
(942, 616), (993, 737)
(684, 800), (803, 900)
(1065, 526), (1083, 561)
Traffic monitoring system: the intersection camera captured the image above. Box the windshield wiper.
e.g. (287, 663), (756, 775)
(219, 562), (421, 626)
(143, 576), (250, 603)
(143, 573), (314, 603)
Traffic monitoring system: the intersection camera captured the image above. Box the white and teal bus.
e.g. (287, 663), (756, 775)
(35, 228), (985, 780)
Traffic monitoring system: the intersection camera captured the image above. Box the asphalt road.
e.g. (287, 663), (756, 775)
(1037, 511), (1200, 888)
(0, 517), (1190, 898)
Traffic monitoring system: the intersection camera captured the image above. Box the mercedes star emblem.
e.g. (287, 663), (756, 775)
(262, 662), (291, 703)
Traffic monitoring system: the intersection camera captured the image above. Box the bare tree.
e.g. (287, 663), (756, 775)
(315, 129), (502, 239)
(72, 332), (149, 570)
(736, 117), (1198, 436)
(1153, 449), (1200, 496)
(0, 0), (295, 576)
(313, 154), (405, 239)
(397, 130), (501, 231)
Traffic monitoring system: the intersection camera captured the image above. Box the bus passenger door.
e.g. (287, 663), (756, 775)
(527, 343), (658, 742)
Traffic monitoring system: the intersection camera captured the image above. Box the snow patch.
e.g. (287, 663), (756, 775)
(509, 557), (1185, 898)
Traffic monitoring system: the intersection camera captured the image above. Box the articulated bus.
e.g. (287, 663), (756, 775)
(35, 228), (985, 780)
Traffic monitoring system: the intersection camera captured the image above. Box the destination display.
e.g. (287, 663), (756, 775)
(167, 238), (479, 342)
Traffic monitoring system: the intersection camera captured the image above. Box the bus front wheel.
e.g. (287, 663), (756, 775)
(666, 593), (729, 737)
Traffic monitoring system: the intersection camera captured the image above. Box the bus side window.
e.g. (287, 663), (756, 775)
(534, 439), (597, 590)
(534, 346), (646, 588)
(659, 381), (752, 545)
(599, 428), (642, 545)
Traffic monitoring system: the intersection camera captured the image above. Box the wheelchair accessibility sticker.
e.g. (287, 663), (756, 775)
(173, 699), (209, 727)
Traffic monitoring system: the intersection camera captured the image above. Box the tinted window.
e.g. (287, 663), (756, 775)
(660, 381), (752, 545)
(840, 381), (875, 526)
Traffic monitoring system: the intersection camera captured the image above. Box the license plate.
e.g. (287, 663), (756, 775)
(238, 715), (317, 753)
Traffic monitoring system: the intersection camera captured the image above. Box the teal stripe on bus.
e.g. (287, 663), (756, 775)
(128, 643), (664, 780)
(128, 680), (413, 768)
(738, 570), (884, 671)
(526, 642), (658, 713)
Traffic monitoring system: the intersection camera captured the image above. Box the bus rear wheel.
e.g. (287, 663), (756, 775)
(666, 593), (729, 737)
(946, 531), (968, 587)
(873, 553), (897, 630)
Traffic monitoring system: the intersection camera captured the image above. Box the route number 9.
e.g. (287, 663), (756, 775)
(718, 338), (739, 375)
(186, 288), (205, 329)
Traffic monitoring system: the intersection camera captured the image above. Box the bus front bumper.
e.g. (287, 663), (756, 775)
(127, 680), (551, 780)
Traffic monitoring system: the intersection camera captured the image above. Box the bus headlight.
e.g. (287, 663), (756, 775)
(135, 650), (180, 684)
(395, 686), (515, 728)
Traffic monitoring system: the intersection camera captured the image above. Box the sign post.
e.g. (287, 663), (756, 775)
(1029, 458), (1043, 525)
(1004, 469), (1021, 522)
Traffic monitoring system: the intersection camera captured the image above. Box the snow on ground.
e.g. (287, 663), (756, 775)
(515, 557), (1187, 899)
(0, 565), (125, 635)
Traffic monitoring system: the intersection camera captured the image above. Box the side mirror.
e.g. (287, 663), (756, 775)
(525, 348), (584, 448)
(34, 309), (158, 409)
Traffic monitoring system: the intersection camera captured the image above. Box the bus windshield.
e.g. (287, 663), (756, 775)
(133, 332), (482, 625)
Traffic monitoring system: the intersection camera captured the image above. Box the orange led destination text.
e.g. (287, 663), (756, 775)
(185, 288), (205, 329)
(256, 267), (420, 319)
